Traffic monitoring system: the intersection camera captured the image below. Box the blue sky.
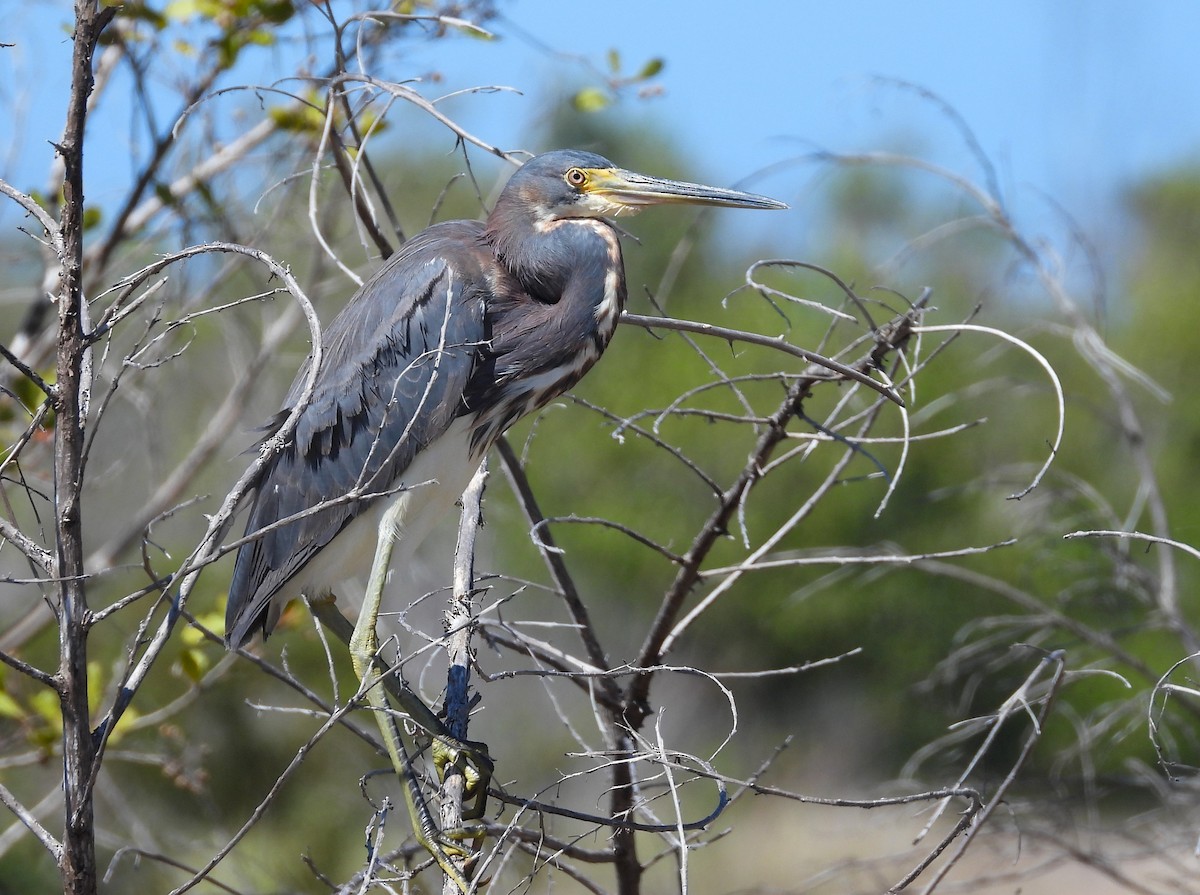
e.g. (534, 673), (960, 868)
(467, 1), (1200, 245)
(3, 1), (1198, 252)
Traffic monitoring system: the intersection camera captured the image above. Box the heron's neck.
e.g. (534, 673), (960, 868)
(484, 206), (618, 297)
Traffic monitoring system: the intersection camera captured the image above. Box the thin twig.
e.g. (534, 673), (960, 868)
(622, 312), (904, 406)
(0, 781), (61, 859)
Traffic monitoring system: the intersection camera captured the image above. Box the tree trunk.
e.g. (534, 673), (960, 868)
(55, 3), (113, 893)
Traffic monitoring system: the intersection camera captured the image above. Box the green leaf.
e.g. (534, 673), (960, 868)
(164, 0), (201, 21)
(256, 0), (295, 24)
(0, 692), (25, 721)
(571, 87), (611, 113)
(216, 33), (241, 68)
(243, 27), (276, 48)
(13, 371), (52, 408)
(452, 21), (495, 40)
(31, 726), (61, 750)
(269, 103), (327, 135)
(116, 1), (168, 28)
(356, 108), (389, 137)
(607, 48), (621, 73)
(82, 206), (103, 231)
(154, 182), (177, 206)
(177, 647), (210, 683)
(638, 57), (665, 80)
(29, 690), (61, 734)
(87, 661), (104, 715)
(105, 706), (140, 745)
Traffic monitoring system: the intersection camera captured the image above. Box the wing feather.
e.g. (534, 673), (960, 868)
(226, 222), (489, 646)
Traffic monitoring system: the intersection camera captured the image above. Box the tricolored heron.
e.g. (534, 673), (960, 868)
(224, 149), (785, 890)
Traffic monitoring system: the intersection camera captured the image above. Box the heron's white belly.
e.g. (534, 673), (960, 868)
(278, 416), (483, 625)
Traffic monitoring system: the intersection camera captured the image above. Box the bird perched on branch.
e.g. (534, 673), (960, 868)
(225, 149), (784, 648)
(222, 148), (785, 890)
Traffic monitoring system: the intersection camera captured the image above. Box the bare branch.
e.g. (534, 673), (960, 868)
(0, 177), (62, 255)
(621, 311), (905, 406)
(0, 782), (61, 861)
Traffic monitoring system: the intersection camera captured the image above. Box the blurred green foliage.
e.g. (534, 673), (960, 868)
(525, 108), (1200, 780)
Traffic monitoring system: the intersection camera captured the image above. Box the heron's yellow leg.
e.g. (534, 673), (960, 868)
(310, 598), (494, 818)
(345, 500), (488, 893)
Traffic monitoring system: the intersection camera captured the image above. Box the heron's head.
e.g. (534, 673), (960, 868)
(498, 149), (788, 224)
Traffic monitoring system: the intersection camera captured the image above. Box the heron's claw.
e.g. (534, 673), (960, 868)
(412, 816), (484, 892)
(431, 823), (487, 861)
(431, 734), (494, 821)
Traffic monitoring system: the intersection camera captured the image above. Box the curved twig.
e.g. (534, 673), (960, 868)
(914, 323), (1064, 500)
(622, 311), (905, 406)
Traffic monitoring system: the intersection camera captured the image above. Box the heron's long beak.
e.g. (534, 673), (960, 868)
(585, 168), (788, 211)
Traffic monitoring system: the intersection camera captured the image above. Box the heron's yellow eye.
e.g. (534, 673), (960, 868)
(565, 168), (588, 188)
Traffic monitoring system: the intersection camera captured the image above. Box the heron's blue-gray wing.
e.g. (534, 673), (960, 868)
(226, 222), (489, 646)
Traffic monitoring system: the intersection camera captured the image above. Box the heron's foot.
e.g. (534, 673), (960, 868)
(430, 733), (494, 821)
(432, 823), (487, 856)
(411, 810), (486, 892)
